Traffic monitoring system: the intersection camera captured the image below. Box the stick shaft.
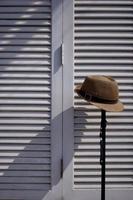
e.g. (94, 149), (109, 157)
(100, 110), (106, 200)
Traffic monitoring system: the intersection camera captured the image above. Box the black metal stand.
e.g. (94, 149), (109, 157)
(100, 110), (107, 200)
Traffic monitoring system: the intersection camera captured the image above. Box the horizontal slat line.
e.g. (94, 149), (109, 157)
(74, 169), (133, 173)
(0, 125), (50, 131)
(0, 84), (50, 88)
(75, 58), (133, 62)
(73, 186), (133, 190)
(75, 80), (133, 85)
(0, 54), (50, 59)
(75, 46), (133, 50)
(0, 98), (51, 101)
(74, 151), (128, 156)
(0, 100), (50, 105)
(75, 33), (133, 37)
(0, 47), (50, 52)
(74, 129), (133, 134)
(74, 118), (133, 124)
(0, 45), (51, 48)
(0, 87), (50, 92)
(75, 13), (133, 18)
(0, 56), (50, 59)
(74, 66), (133, 70)
(75, 40), (133, 44)
(74, 134), (133, 138)
(0, 0), (51, 6)
(74, 72), (133, 76)
(74, 145), (133, 150)
(0, 106), (51, 111)
(75, 59), (133, 62)
(0, 143), (50, 146)
(74, 129), (132, 135)
(75, 175), (128, 180)
(0, 78), (50, 82)
(0, 113), (50, 118)
(0, 164), (50, 170)
(75, 27), (133, 31)
(74, 111), (133, 117)
(0, 140), (50, 143)
(0, 171), (50, 176)
(75, 1), (133, 5)
(0, 157), (50, 163)
(74, 75), (133, 79)
(74, 152), (133, 156)
(0, 191), (50, 200)
(75, 123), (133, 128)
(75, 55), (132, 59)
(74, 171), (133, 176)
(74, 184), (133, 188)
(0, 38), (51, 43)
(0, 178), (50, 184)
(0, 119), (51, 123)
(0, 69), (51, 73)
(74, 139), (133, 144)
(75, 6), (133, 10)
(74, 164), (133, 169)
(0, 32), (50, 37)
(0, 146), (50, 151)
(0, 23), (51, 28)
(0, 65), (51, 69)
(74, 177), (133, 182)
(0, 104), (50, 108)
(0, 151), (50, 157)
(75, 62), (133, 66)
(75, 20), (133, 24)
(75, 53), (133, 57)
(74, 185), (133, 189)
(74, 138), (133, 143)
(0, 15), (51, 20)
(0, 94), (51, 99)
(0, 132), (50, 137)
(0, 138), (50, 144)
(0, 30), (50, 34)
(0, 75), (50, 78)
(0, 62), (50, 67)
(0, 71), (50, 74)
(0, 181), (50, 186)
(74, 157), (133, 162)
(0, 7), (51, 12)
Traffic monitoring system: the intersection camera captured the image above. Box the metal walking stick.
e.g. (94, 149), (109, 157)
(100, 110), (107, 200)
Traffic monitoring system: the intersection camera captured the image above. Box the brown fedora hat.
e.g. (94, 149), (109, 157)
(75, 75), (124, 112)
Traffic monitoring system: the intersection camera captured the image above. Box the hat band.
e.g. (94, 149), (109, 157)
(79, 90), (118, 104)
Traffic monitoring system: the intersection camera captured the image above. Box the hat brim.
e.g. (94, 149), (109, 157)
(75, 85), (124, 112)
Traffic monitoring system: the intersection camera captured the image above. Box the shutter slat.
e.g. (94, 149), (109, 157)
(0, 13), (51, 19)
(0, 0), (51, 6)
(75, 1), (133, 6)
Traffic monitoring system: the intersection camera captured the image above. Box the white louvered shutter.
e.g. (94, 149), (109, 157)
(73, 0), (133, 199)
(0, 0), (53, 199)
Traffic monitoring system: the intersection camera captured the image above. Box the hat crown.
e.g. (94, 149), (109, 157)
(81, 76), (119, 101)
